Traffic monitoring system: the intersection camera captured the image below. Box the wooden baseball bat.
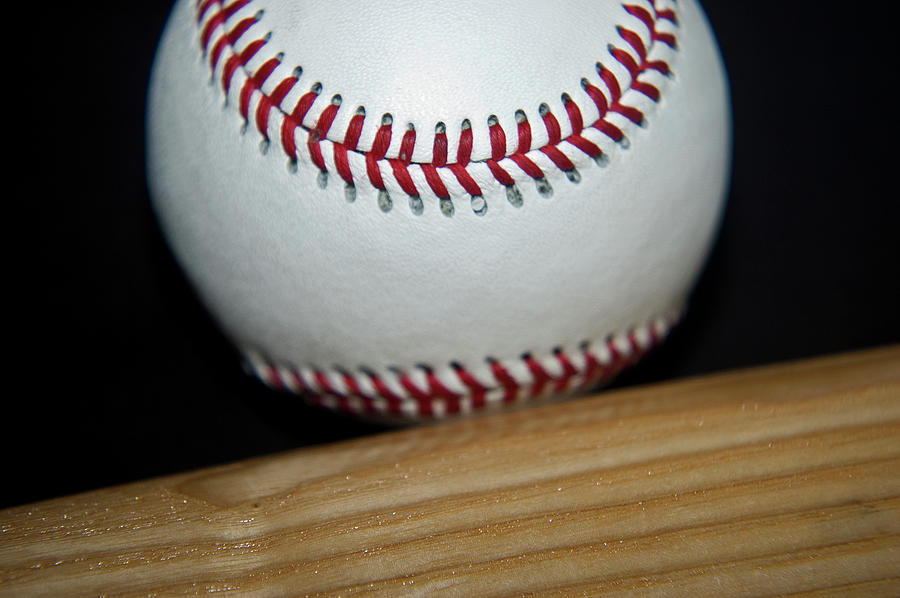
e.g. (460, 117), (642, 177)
(2, 345), (898, 596)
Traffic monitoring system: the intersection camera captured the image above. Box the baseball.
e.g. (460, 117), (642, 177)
(147, 0), (730, 418)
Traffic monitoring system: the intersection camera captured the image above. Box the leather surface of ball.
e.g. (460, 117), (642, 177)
(147, 0), (731, 418)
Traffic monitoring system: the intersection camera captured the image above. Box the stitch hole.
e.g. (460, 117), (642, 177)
(274, 51), (284, 62)
(409, 195), (423, 215)
(381, 113), (393, 127)
(618, 135), (631, 150)
(471, 196), (487, 216)
(435, 121), (446, 135)
(310, 82), (323, 94)
(538, 103), (551, 117)
(561, 92), (572, 104)
(377, 189), (392, 213)
(565, 168), (581, 184)
(344, 183), (356, 203)
(461, 118), (471, 131)
(487, 115), (499, 127)
(593, 153), (609, 168)
(506, 184), (523, 208)
(259, 138), (270, 155)
(440, 197), (454, 217)
(254, 9), (264, 21)
(317, 171), (328, 189)
(286, 157), (298, 173)
(535, 178), (553, 197)
(515, 109), (527, 124)
(292, 66), (303, 79)
(355, 106), (365, 117)
(262, 31), (272, 43)
(331, 94), (342, 106)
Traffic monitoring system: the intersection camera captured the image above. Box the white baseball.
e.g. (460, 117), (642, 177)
(147, 0), (730, 418)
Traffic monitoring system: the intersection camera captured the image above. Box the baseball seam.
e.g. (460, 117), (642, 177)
(194, 0), (679, 216)
(244, 308), (681, 419)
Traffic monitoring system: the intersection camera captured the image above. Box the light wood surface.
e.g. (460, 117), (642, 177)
(2, 345), (899, 596)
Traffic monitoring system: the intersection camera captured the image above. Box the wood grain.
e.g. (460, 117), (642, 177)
(1, 345), (898, 597)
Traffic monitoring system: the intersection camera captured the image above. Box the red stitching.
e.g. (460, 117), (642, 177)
(656, 9), (677, 25)
(613, 34), (644, 77)
(282, 89), (318, 162)
(308, 100), (339, 172)
(488, 118), (507, 162)
(552, 348), (580, 395)
(389, 159), (418, 197)
(215, 17), (259, 92)
(523, 354), (552, 399)
(448, 163), (482, 197)
(365, 153), (385, 191)
(245, 310), (679, 419)
(540, 145), (576, 173)
(421, 164), (450, 199)
(334, 110), (365, 186)
(197, 0), (219, 22)
(399, 126), (416, 163)
(582, 80), (609, 117)
(432, 125), (448, 166)
(239, 56), (277, 122)
(371, 120), (392, 159)
(516, 113), (532, 154)
(595, 120), (625, 143)
(623, 4), (655, 34)
(365, 370), (405, 414)
(564, 97), (584, 135)
(453, 362), (488, 411)
(254, 67), (294, 138)
(343, 111), (364, 149)
(541, 106), (562, 146)
(457, 121), (473, 167)
(488, 358), (520, 405)
(195, 0), (676, 213)
(486, 160), (515, 187)
(509, 153), (545, 181)
(618, 26), (647, 63)
(566, 135), (604, 163)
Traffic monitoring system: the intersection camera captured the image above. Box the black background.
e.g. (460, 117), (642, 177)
(8, 1), (898, 509)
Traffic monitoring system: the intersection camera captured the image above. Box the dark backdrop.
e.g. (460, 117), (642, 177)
(9, 1), (898, 509)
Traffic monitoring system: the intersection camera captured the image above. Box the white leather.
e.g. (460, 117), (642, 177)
(147, 0), (730, 398)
